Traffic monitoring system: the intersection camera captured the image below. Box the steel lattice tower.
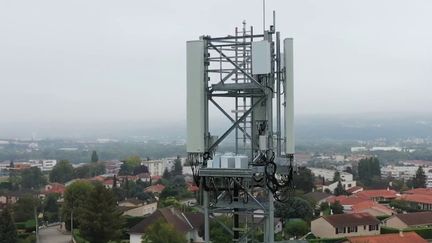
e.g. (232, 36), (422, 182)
(186, 18), (294, 243)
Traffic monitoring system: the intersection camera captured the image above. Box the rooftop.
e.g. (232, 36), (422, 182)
(392, 212), (432, 226)
(351, 201), (394, 215)
(327, 195), (370, 206)
(400, 194), (432, 204)
(322, 213), (380, 228)
(304, 191), (332, 202)
(129, 208), (203, 234)
(405, 188), (432, 196)
(347, 232), (426, 243)
(357, 189), (398, 199)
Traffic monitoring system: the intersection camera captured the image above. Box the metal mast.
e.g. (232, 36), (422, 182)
(187, 17), (295, 243)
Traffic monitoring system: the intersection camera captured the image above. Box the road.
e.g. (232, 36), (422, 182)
(39, 226), (71, 243)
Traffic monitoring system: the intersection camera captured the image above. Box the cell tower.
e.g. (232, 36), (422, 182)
(186, 15), (294, 243)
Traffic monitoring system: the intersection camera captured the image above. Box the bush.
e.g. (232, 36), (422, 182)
(380, 226), (399, 234)
(284, 219), (309, 238)
(412, 227), (432, 239)
(17, 234), (36, 243)
(15, 220), (36, 233)
(73, 229), (90, 243)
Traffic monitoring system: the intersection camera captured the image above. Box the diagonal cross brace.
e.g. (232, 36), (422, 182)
(218, 56), (251, 84)
(209, 98), (252, 141)
(208, 42), (266, 91)
(208, 96), (265, 152)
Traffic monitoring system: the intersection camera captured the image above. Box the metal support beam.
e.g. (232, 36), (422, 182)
(209, 98), (252, 140)
(208, 96), (265, 152)
(208, 42), (267, 91)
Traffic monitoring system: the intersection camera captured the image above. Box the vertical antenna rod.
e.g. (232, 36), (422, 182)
(263, 0), (266, 32)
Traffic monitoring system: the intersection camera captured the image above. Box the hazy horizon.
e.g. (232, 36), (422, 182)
(1, 112), (432, 140)
(1, 1), (432, 125)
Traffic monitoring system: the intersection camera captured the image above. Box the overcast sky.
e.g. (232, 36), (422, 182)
(1, 0), (432, 124)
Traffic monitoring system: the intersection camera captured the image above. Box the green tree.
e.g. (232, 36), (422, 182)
(334, 181), (347, 196)
(293, 167), (314, 193)
(172, 156), (183, 176)
(44, 194), (59, 223)
(73, 163), (105, 179)
(275, 197), (314, 221)
(91, 151), (99, 163)
(208, 216), (232, 243)
(119, 156), (141, 175)
(284, 219), (309, 238)
(62, 181), (94, 230)
(141, 219), (187, 243)
(330, 200), (344, 214)
(21, 167), (46, 189)
(13, 195), (38, 222)
(333, 171), (341, 182)
(0, 207), (18, 243)
(412, 166), (427, 188)
(162, 168), (171, 179)
(50, 160), (74, 183)
(79, 184), (124, 243)
(358, 157), (381, 186)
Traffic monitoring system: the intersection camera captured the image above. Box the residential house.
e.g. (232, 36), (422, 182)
(383, 212), (432, 229)
(119, 198), (158, 217)
(42, 183), (66, 196)
(141, 160), (166, 177)
(405, 188), (432, 196)
(356, 189), (398, 202)
(322, 172), (357, 194)
(327, 196), (371, 211)
(350, 201), (395, 217)
(345, 232), (427, 243)
(129, 207), (204, 243)
(104, 160), (123, 175)
(399, 194), (432, 210)
(311, 213), (380, 238)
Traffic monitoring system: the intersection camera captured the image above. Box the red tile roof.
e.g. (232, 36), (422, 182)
(327, 195), (370, 206)
(43, 183), (66, 195)
(347, 232), (427, 243)
(322, 212), (380, 228)
(351, 201), (394, 215)
(405, 188), (432, 196)
(346, 186), (363, 194)
(400, 194), (432, 205)
(357, 189), (398, 199)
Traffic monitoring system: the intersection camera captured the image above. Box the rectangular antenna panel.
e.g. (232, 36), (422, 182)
(284, 38), (295, 154)
(187, 40), (205, 153)
(252, 41), (271, 74)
